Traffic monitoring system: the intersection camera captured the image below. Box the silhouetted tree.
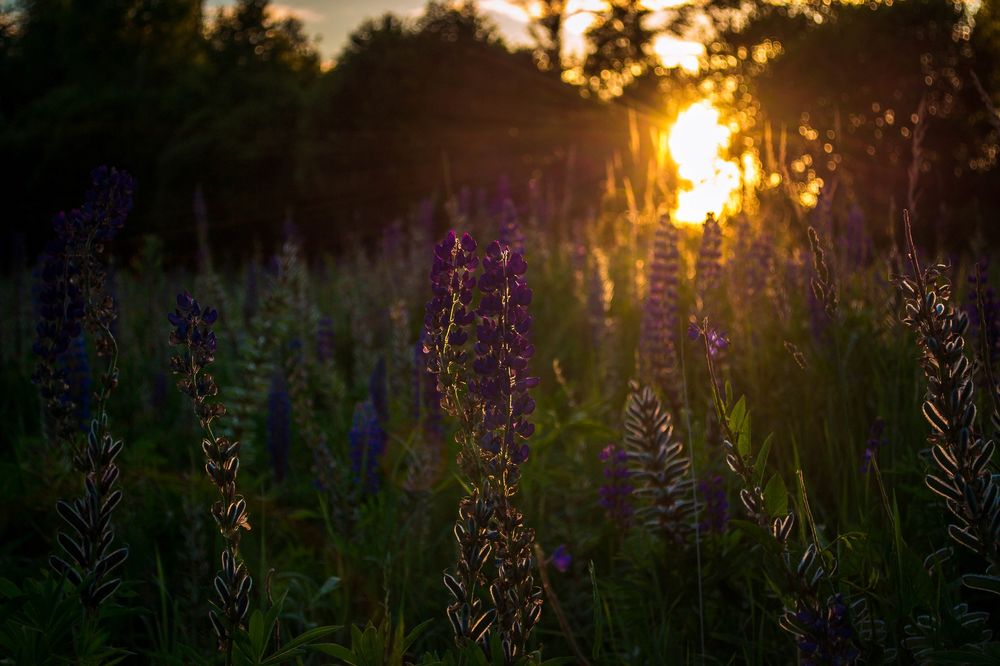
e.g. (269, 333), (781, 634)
(583, 0), (657, 99)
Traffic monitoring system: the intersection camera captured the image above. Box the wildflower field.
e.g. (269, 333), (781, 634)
(4, 0), (1000, 664)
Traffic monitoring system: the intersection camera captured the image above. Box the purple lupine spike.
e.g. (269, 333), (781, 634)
(745, 234), (774, 297)
(697, 475), (729, 533)
(471, 241), (537, 465)
(598, 444), (634, 525)
(843, 203), (871, 269)
(695, 212), (723, 306)
(34, 167), (133, 446)
(348, 400), (386, 494)
(640, 214), (680, 405)
(82, 166), (135, 242)
(168, 291), (223, 427)
(859, 417), (889, 474)
(966, 260), (999, 366)
(792, 594), (859, 666)
(423, 231), (478, 414)
(267, 370), (291, 483)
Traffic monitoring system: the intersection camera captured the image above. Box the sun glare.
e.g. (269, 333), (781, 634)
(667, 101), (746, 225)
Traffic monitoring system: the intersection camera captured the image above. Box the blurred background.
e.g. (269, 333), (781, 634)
(1, 0), (998, 262)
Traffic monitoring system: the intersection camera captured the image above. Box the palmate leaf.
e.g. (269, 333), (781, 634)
(622, 384), (693, 540)
(962, 573), (1000, 596)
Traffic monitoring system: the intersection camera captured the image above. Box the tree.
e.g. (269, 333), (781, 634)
(514, 0), (567, 73)
(583, 0), (657, 99)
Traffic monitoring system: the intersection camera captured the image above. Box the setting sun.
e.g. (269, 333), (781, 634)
(668, 101), (743, 224)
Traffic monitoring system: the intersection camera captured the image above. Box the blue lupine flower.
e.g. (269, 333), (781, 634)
(267, 371), (291, 482)
(688, 321), (728, 357)
(641, 214), (680, 402)
(348, 400), (387, 494)
(966, 260), (999, 366)
(471, 240), (537, 465)
(550, 544), (571, 573)
(598, 444), (634, 525)
(860, 417), (889, 474)
(697, 475), (729, 534)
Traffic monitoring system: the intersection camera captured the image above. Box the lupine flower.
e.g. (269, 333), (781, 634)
(697, 475), (730, 534)
(598, 444), (634, 525)
(745, 235), (774, 298)
(897, 217), (1000, 564)
(688, 321), (728, 357)
(640, 214), (680, 405)
(859, 417), (889, 474)
(168, 291), (251, 651)
(267, 370), (291, 482)
(966, 260), (999, 366)
(168, 292), (224, 425)
(695, 212), (723, 306)
(348, 400), (386, 494)
(471, 240), (537, 465)
(423, 231), (478, 415)
(550, 544), (572, 573)
(40, 167), (133, 613)
(790, 594), (859, 666)
(473, 241), (542, 660)
(34, 167), (134, 445)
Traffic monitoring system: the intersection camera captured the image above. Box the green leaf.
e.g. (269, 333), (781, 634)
(754, 434), (773, 485)
(589, 561), (603, 659)
(0, 578), (22, 599)
(317, 576), (341, 597)
(261, 625), (339, 664)
(310, 643), (357, 663)
(403, 619), (433, 653)
(729, 397), (750, 457)
(763, 473), (788, 518)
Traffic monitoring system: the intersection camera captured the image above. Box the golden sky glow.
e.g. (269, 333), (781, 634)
(668, 101), (744, 224)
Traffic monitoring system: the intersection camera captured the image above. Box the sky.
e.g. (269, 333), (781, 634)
(207, 1), (704, 70)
